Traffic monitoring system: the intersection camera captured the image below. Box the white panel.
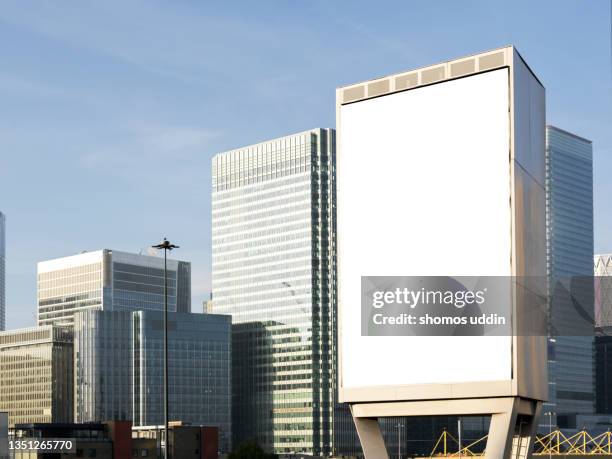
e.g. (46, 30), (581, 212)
(338, 69), (512, 389)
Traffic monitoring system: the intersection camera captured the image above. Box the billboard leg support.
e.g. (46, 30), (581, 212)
(486, 398), (543, 459)
(485, 398), (518, 458)
(513, 401), (543, 459)
(350, 405), (389, 459)
(349, 397), (543, 459)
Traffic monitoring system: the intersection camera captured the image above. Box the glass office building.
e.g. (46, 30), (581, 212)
(73, 309), (232, 452)
(211, 129), (346, 455)
(0, 325), (73, 426)
(37, 249), (191, 326)
(0, 211), (5, 331)
(545, 125), (595, 428)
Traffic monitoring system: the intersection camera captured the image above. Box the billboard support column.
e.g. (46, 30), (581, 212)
(350, 396), (543, 459)
(486, 398), (519, 458)
(349, 406), (389, 459)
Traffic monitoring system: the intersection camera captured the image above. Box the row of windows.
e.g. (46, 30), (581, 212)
(214, 277), (311, 297)
(38, 262), (102, 282)
(212, 213), (310, 238)
(213, 189), (310, 223)
(213, 221), (310, 247)
(213, 269), (311, 291)
(213, 249), (311, 272)
(212, 200), (311, 230)
(213, 172), (310, 203)
(213, 182), (311, 213)
(213, 287), (311, 307)
(213, 239), (312, 265)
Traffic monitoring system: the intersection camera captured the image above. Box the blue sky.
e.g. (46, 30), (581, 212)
(1, 1), (610, 329)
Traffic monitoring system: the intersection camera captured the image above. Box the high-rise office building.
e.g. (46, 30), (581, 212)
(37, 249), (191, 326)
(0, 325), (73, 426)
(545, 125), (595, 428)
(73, 309), (232, 452)
(0, 211), (5, 331)
(211, 129), (343, 455)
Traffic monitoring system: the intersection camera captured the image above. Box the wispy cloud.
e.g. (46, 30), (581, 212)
(80, 123), (220, 185)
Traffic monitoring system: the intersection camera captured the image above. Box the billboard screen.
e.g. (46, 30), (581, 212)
(338, 68), (513, 390)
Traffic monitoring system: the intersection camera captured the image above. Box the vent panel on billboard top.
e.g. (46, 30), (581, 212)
(451, 59), (476, 77)
(340, 49), (508, 105)
(479, 52), (505, 71)
(367, 79), (390, 97)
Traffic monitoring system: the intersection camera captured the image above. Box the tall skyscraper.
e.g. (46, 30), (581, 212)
(73, 309), (232, 452)
(0, 325), (73, 426)
(0, 211), (5, 331)
(37, 249), (191, 326)
(211, 129), (342, 455)
(545, 125), (595, 427)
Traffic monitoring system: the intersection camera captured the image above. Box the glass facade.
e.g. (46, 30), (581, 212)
(211, 129), (350, 455)
(0, 211), (5, 331)
(545, 125), (595, 428)
(37, 249), (191, 326)
(0, 326), (73, 426)
(73, 309), (232, 452)
(596, 335), (612, 414)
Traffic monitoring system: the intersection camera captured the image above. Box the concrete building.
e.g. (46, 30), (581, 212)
(73, 309), (232, 452)
(37, 249), (191, 326)
(545, 125), (595, 428)
(0, 326), (73, 426)
(0, 211), (5, 331)
(211, 129), (348, 455)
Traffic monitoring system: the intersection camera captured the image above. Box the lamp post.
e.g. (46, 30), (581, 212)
(397, 422), (403, 459)
(458, 418), (462, 458)
(152, 238), (179, 459)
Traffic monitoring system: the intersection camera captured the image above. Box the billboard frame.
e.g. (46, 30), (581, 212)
(336, 46), (547, 459)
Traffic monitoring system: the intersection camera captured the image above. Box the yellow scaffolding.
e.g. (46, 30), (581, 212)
(533, 430), (612, 455)
(428, 429), (488, 457)
(420, 429), (612, 457)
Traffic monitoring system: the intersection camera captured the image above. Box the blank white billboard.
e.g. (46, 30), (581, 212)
(338, 68), (512, 389)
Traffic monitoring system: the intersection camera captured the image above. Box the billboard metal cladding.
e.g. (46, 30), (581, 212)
(336, 46), (547, 404)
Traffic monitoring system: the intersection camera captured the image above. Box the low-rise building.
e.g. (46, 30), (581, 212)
(73, 309), (232, 452)
(0, 326), (73, 426)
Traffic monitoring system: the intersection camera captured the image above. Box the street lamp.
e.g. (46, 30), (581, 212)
(152, 238), (179, 459)
(396, 422), (404, 459)
(457, 418), (462, 458)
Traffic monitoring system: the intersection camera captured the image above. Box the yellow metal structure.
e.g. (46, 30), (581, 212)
(429, 429), (488, 456)
(421, 430), (612, 457)
(533, 430), (612, 455)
